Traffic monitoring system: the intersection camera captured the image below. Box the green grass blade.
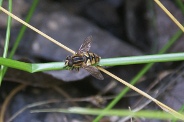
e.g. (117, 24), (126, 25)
(3, 0), (12, 58)
(175, 0), (184, 15)
(93, 29), (183, 121)
(159, 31), (183, 54)
(8, 0), (39, 58)
(0, 57), (32, 72)
(0, 0), (12, 84)
(0, 0), (39, 85)
(1, 52), (184, 72)
(32, 52), (184, 72)
(31, 107), (178, 120)
(99, 53), (184, 66)
(32, 62), (65, 72)
(172, 105), (184, 122)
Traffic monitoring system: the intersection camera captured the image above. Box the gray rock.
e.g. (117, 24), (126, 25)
(32, 12), (142, 81)
(124, 0), (154, 51)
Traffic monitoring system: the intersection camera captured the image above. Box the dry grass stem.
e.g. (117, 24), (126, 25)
(97, 66), (184, 120)
(0, 6), (75, 54)
(154, 0), (184, 32)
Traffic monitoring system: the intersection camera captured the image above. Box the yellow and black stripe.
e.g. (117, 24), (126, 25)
(83, 52), (100, 66)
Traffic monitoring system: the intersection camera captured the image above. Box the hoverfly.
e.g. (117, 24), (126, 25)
(65, 36), (104, 80)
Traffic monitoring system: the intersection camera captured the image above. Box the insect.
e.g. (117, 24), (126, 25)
(65, 36), (104, 80)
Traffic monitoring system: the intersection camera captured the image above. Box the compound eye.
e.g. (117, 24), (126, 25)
(65, 56), (73, 67)
(68, 61), (73, 67)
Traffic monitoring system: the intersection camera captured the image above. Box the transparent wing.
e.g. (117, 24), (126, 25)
(78, 35), (92, 54)
(83, 65), (104, 80)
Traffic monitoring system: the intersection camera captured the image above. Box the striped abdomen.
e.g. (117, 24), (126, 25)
(83, 52), (101, 66)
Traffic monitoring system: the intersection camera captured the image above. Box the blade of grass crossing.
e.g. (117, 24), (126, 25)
(172, 105), (184, 122)
(93, 29), (183, 121)
(0, 0), (12, 85)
